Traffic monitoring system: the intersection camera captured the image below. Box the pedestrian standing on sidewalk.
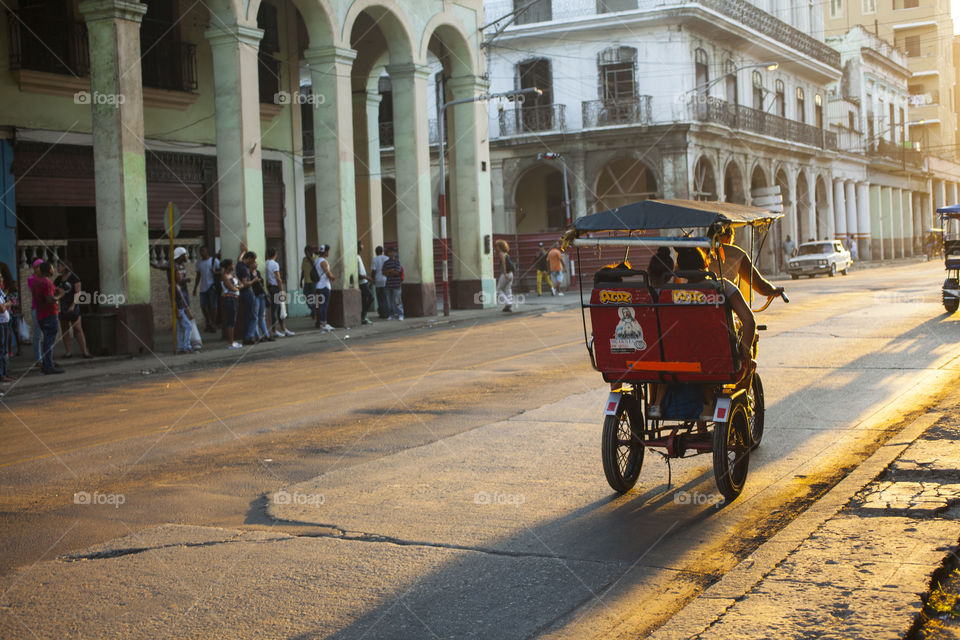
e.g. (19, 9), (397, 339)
(0, 268), (12, 382)
(534, 242), (550, 296)
(220, 259), (241, 349)
(357, 240), (374, 325)
(547, 242), (565, 296)
(383, 247), (404, 321)
(782, 235), (796, 266)
(53, 261), (91, 359)
(0, 262), (20, 358)
(193, 246), (220, 333)
(175, 280), (195, 354)
(371, 245), (390, 319)
(235, 249), (260, 345)
(27, 258), (43, 365)
(496, 239), (516, 313)
(265, 248), (294, 338)
(252, 262), (272, 342)
(313, 244), (335, 331)
(32, 262), (65, 374)
(300, 245), (317, 320)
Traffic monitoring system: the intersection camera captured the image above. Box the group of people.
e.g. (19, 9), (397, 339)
(300, 243), (405, 323)
(0, 258), (94, 378)
(492, 240), (567, 314)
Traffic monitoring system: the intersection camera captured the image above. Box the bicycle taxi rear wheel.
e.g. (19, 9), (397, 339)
(713, 399), (750, 502)
(748, 373), (765, 450)
(601, 397), (644, 493)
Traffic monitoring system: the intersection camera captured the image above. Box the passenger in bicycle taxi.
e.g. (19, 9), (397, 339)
(676, 247), (756, 370)
(709, 225), (783, 302)
(647, 246), (674, 294)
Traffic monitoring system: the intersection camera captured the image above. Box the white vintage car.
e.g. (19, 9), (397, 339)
(786, 240), (853, 278)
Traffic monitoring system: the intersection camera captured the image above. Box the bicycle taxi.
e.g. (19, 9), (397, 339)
(565, 199), (787, 502)
(935, 204), (960, 313)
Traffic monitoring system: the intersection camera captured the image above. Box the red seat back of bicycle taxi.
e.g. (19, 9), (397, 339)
(589, 286), (662, 382)
(656, 284), (739, 383)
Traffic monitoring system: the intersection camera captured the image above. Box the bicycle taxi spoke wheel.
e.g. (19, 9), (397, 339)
(747, 373), (765, 450)
(713, 400), (750, 502)
(601, 399), (643, 493)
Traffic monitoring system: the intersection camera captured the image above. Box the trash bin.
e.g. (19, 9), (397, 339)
(82, 313), (117, 357)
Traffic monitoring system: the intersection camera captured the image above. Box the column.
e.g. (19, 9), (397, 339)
(856, 182), (871, 260)
(79, 0), (152, 353)
(912, 192), (923, 256)
(205, 22), (266, 262)
(387, 62), (435, 316)
(935, 180), (947, 211)
(844, 181), (858, 249)
(569, 149), (587, 221)
(833, 179), (847, 240)
(353, 90), (384, 265)
(902, 190), (914, 257)
(806, 177), (817, 242)
(891, 188), (903, 258)
(881, 187), (894, 260)
(304, 46), (360, 326)
(869, 184), (883, 260)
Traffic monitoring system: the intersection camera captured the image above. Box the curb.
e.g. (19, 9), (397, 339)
(647, 410), (943, 640)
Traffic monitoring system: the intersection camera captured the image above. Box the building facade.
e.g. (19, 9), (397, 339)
(0, 0), (491, 350)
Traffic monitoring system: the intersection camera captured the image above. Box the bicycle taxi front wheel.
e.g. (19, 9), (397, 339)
(713, 398), (751, 502)
(601, 396), (644, 493)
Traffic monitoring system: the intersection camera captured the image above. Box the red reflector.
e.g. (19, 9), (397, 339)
(717, 408), (726, 419)
(607, 402), (617, 412)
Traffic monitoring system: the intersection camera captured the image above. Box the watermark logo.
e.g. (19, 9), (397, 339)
(474, 491), (525, 508)
(278, 291), (327, 307)
(873, 292), (924, 305)
(473, 291), (527, 306)
(274, 90), (326, 106)
(74, 90), (126, 106)
(273, 490), (325, 506)
(74, 491), (125, 508)
(673, 490), (722, 508)
(75, 290), (126, 307)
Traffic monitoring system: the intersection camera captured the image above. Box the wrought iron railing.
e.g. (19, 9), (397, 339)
(142, 39), (197, 92)
(498, 104), (566, 137)
(7, 12), (89, 76)
(581, 96), (652, 128)
(868, 138), (922, 167)
(690, 99), (837, 149)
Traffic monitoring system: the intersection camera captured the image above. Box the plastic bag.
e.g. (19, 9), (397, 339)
(17, 317), (30, 344)
(190, 319), (203, 349)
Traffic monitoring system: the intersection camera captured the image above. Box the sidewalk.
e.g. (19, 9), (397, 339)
(650, 396), (960, 639)
(0, 288), (583, 398)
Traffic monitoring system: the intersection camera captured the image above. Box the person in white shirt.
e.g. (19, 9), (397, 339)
(265, 247), (294, 338)
(313, 244), (335, 331)
(193, 246), (220, 333)
(370, 245), (390, 319)
(357, 240), (374, 325)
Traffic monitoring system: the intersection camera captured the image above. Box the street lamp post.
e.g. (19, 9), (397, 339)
(436, 86), (541, 316)
(537, 152), (571, 227)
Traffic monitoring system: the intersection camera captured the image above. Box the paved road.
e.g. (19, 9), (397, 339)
(2, 260), (959, 639)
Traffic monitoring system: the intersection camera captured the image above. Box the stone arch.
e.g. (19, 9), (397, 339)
(796, 170), (810, 242)
(723, 159), (745, 204)
(594, 157), (659, 212)
(692, 155), (717, 201)
(421, 14), (479, 77)
(342, 1), (417, 65)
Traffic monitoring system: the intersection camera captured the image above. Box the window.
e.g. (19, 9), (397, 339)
(796, 87), (805, 123)
(829, 0), (842, 18)
(599, 47), (637, 101)
(775, 80), (785, 117)
(863, 0), (876, 12)
(889, 103), (896, 142)
(515, 0), (551, 25)
(597, 0), (638, 11)
(815, 94), (823, 129)
(752, 71), (764, 110)
(904, 35), (921, 57)
(726, 59), (738, 105)
(848, 110), (856, 130)
(695, 48), (709, 95)
(517, 58), (553, 131)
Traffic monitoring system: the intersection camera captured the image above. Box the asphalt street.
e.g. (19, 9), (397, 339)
(2, 260), (959, 639)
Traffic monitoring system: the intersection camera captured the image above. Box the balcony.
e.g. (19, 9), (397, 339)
(498, 104), (567, 137)
(7, 12), (89, 76)
(142, 39), (197, 93)
(832, 126), (863, 153)
(582, 96), (652, 128)
(868, 138), (922, 167)
(690, 99), (837, 149)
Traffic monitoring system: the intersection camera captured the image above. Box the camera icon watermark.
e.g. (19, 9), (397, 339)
(74, 490), (126, 508)
(282, 290), (327, 307)
(74, 90), (125, 106)
(673, 490), (723, 508)
(873, 292), (924, 305)
(273, 490), (325, 506)
(473, 291), (527, 306)
(274, 90), (326, 106)
(75, 290), (126, 307)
